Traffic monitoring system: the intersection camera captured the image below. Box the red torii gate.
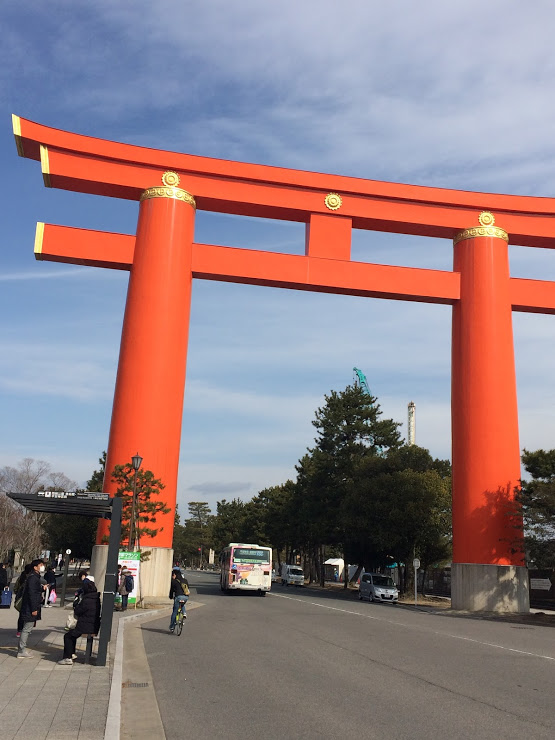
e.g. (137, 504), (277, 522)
(14, 115), (555, 609)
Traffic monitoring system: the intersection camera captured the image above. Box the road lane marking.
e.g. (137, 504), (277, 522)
(269, 593), (555, 662)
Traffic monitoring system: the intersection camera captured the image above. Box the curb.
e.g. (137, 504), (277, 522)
(104, 607), (170, 740)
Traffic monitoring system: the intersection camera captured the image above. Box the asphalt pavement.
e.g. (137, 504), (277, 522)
(142, 571), (555, 740)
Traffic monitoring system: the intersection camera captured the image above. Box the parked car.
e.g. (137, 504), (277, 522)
(358, 572), (398, 604)
(271, 569), (279, 583)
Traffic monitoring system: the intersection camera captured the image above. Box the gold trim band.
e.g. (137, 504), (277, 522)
(40, 145), (51, 188)
(12, 114), (24, 157)
(453, 225), (508, 245)
(34, 222), (45, 258)
(140, 186), (196, 207)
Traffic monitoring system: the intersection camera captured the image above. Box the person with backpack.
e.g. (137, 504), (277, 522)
(169, 567), (189, 632)
(118, 567), (134, 611)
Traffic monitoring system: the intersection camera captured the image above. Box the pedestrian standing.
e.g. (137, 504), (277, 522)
(14, 564), (33, 637)
(43, 566), (57, 607)
(115, 565), (122, 610)
(0, 563), (8, 590)
(58, 579), (101, 665)
(17, 559), (45, 658)
(118, 567), (133, 611)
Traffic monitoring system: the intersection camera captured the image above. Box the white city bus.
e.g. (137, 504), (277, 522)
(219, 543), (272, 596)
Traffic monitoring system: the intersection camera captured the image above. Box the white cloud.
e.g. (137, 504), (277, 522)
(176, 461), (298, 514)
(0, 268), (94, 282)
(0, 341), (116, 401)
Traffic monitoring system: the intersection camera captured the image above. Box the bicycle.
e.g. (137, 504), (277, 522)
(174, 598), (187, 636)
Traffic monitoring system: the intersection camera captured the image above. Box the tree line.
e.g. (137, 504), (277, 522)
(173, 385), (555, 591)
(1, 385), (554, 582)
(174, 384), (452, 592)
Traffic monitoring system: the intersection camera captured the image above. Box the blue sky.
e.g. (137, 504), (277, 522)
(2, 1), (555, 515)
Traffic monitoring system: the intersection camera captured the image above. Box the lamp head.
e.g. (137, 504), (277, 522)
(131, 453), (143, 471)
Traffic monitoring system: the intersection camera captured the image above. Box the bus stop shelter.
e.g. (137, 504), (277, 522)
(6, 490), (122, 667)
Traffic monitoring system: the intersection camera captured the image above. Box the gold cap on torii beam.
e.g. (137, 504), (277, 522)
(454, 211), (508, 245)
(140, 171), (196, 208)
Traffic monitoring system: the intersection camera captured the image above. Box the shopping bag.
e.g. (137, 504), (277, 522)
(65, 613), (77, 630)
(48, 589), (57, 604)
(0, 587), (12, 608)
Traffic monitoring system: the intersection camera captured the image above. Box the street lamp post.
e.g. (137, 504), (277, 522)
(129, 453), (143, 550)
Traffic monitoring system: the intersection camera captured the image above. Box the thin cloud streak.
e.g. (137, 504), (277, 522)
(0, 268), (94, 281)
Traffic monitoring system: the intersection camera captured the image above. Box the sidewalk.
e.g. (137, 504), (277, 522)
(0, 598), (113, 739)
(0, 584), (174, 740)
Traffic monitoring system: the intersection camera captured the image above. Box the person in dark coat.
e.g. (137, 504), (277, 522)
(43, 566), (57, 607)
(17, 559), (45, 658)
(14, 563), (33, 637)
(169, 568), (189, 632)
(72, 570), (93, 607)
(0, 563), (8, 590)
(58, 579), (101, 664)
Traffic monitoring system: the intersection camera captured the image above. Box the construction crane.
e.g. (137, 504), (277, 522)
(353, 367), (371, 396)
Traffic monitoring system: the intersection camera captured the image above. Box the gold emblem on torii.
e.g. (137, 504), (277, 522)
(454, 211), (508, 245)
(140, 171), (196, 208)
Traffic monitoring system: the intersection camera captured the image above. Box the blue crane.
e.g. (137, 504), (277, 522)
(353, 367), (371, 396)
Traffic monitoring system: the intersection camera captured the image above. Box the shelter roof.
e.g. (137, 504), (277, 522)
(7, 490), (113, 518)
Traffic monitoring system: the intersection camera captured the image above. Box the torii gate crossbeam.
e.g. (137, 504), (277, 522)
(15, 114), (555, 610)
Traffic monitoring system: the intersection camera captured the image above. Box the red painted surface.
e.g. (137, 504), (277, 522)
(17, 116), (553, 562)
(452, 234), (523, 564)
(16, 116), (555, 245)
(96, 194), (195, 548)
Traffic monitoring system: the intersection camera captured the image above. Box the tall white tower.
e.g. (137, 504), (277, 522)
(407, 401), (416, 446)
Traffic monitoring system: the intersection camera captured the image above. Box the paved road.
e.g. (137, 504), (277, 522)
(142, 571), (555, 740)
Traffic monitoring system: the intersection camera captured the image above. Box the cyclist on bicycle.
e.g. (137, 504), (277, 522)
(169, 567), (190, 632)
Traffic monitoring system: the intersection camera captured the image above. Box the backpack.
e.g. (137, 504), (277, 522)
(125, 574), (134, 592)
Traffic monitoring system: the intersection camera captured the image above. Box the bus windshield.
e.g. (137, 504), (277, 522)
(232, 548), (271, 564)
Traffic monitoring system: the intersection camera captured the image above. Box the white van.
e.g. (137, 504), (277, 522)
(280, 564), (305, 586)
(358, 572), (399, 604)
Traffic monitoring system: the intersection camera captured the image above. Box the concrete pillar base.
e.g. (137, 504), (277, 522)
(90, 545), (109, 594)
(91, 545), (174, 607)
(451, 563), (530, 613)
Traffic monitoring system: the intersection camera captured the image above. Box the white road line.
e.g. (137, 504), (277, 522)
(270, 592), (555, 662)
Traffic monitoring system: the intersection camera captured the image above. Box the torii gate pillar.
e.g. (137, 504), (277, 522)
(92, 173), (196, 603)
(451, 218), (528, 611)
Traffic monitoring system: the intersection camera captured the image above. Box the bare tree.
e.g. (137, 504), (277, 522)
(0, 459), (77, 564)
(0, 458), (51, 494)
